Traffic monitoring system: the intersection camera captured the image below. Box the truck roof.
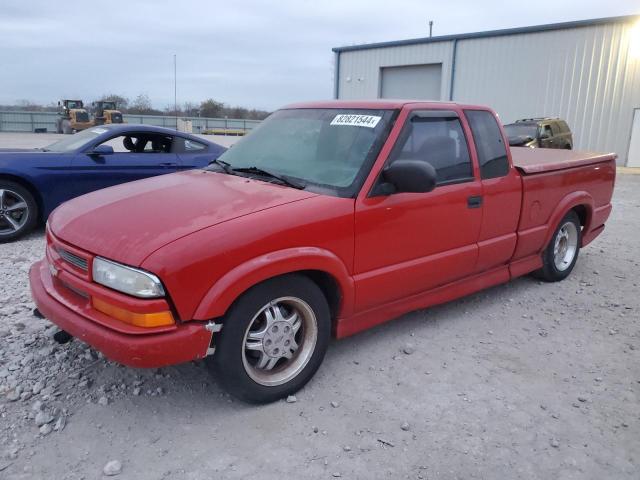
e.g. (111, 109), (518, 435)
(282, 99), (487, 110)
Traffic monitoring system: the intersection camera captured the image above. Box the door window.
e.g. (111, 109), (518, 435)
(464, 110), (509, 179)
(389, 114), (473, 185)
(99, 134), (173, 153)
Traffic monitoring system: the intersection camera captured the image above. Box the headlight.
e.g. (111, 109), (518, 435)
(92, 257), (165, 298)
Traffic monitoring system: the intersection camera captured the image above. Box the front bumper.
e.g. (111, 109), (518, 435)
(29, 260), (212, 368)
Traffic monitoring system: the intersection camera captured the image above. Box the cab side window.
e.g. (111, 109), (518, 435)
(464, 110), (509, 179)
(389, 113), (473, 186)
(541, 125), (553, 138)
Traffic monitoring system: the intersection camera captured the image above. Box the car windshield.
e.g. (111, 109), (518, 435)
(504, 123), (538, 139)
(209, 108), (395, 197)
(43, 127), (109, 152)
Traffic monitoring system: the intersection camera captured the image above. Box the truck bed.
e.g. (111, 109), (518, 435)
(511, 147), (617, 174)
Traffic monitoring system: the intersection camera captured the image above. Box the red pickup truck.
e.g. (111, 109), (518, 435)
(30, 100), (616, 403)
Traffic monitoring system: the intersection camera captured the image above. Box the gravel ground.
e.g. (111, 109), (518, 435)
(0, 173), (638, 479)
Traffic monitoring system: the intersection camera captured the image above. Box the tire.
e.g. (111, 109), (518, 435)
(207, 274), (331, 403)
(532, 210), (581, 282)
(0, 180), (38, 242)
(62, 120), (72, 134)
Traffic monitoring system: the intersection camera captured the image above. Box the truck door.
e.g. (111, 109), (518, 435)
(353, 109), (482, 312)
(464, 109), (522, 272)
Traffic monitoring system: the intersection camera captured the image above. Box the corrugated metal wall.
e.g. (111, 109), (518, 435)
(338, 41), (454, 100)
(0, 112), (261, 133)
(336, 18), (640, 165)
(454, 21), (640, 165)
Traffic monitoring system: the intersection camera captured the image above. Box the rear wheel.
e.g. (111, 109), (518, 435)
(533, 210), (581, 282)
(0, 181), (38, 242)
(207, 274), (331, 403)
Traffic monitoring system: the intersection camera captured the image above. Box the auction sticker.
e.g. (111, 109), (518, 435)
(330, 114), (381, 128)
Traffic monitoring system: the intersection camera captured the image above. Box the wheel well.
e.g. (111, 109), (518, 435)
(572, 205), (588, 228)
(298, 270), (342, 320)
(219, 270), (343, 325)
(0, 174), (44, 222)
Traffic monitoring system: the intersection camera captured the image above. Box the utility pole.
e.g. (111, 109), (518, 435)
(173, 54), (177, 130)
(429, 20), (433, 38)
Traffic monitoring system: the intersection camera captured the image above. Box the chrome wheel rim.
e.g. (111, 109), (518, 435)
(553, 221), (578, 271)
(242, 296), (318, 387)
(0, 189), (29, 235)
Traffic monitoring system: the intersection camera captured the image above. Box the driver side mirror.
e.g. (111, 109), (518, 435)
(374, 160), (437, 196)
(88, 145), (114, 156)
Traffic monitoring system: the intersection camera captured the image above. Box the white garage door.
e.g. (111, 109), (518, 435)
(380, 63), (442, 100)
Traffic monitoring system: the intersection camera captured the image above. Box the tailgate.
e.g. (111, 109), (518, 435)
(511, 147), (617, 174)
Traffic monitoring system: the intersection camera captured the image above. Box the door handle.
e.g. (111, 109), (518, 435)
(159, 162), (177, 167)
(467, 195), (483, 208)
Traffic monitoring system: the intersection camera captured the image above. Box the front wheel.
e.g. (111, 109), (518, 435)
(207, 274), (331, 403)
(533, 210), (581, 282)
(0, 181), (38, 242)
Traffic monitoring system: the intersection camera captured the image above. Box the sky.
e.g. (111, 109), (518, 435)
(0, 0), (638, 111)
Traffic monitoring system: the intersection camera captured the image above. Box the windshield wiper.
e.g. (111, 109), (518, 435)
(208, 158), (233, 173)
(230, 166), (306, 190)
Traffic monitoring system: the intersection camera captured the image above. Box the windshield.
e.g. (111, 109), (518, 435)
(44, 127), (109, 152)
(211, 108), (396, 197)
(504, 123), (538, 139)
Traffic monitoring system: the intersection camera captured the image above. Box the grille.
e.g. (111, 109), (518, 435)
(75, 111), (90, 123)
(58, 248), (88, 271)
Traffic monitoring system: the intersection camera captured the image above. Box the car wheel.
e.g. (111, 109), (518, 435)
(0, 180), (38, 242)
(207, 274), (331, 403)
(62, 120), (72, 134)
(532, 210), (581, 282)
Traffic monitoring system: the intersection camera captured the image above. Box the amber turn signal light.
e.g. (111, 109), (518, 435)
(92, 297), (174, 328)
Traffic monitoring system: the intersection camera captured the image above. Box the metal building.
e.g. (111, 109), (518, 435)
(332, 15), (640, 166)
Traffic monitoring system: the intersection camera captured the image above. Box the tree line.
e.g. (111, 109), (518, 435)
(1, 94), (270, 120)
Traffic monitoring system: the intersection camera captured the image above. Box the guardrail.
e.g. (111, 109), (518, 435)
(0, 111), (262, 134)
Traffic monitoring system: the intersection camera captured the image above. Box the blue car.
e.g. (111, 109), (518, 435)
(0, 124), (226, 241)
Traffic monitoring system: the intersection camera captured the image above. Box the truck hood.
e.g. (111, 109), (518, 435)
(49, 170), (317, 266)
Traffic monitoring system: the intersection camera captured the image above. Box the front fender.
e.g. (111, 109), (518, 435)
(192, 247), (355, 321)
